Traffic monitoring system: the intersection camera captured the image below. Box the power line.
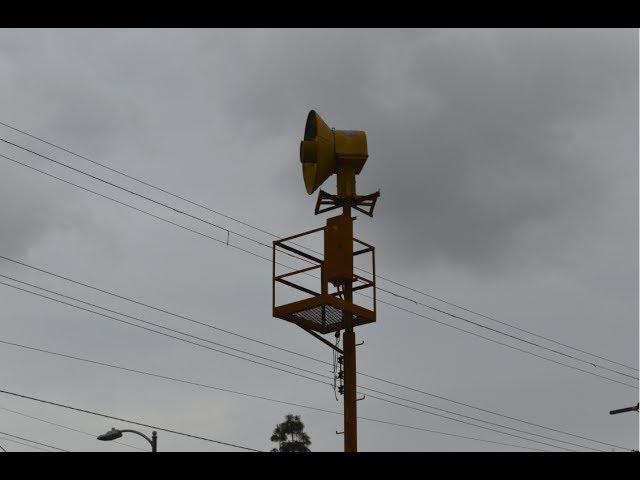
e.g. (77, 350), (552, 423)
(0, 137), (310, 272)
(0, 388), (261, 451)
(374, 277), (639, 372)
(375, 286), (638, 380)
(0, 430), (69, 452)
(0, 151), (634, 446)
(1, 150), (635, 391)
(0, 120), (281, 241)
(0, 137), (276, 253)
(4, 130), (628, 450)
(0, 152), (273, 264)
(1, 236), (502, 449)
(0, 338), (561, 452)
(0, 255), (625, 448)
(0, 435), (51, 452)
(353, 369), (629, 451)
(0, 120), (328, 271)
(1, 255), (627, 450)
(0, 282), (578, 451)
(1, 149), (635, 389)
(355, 386), (606, 451)
(278, 232), (638, 376)
(1, 126), (634, 374)
(0, 279), (331, 387)
(357, 396), (576, 452)
(373, 296), (638, 389)
(0, 338), (548, 451)
(355, 387), (598, 452)
(0, 254), (324, 366)
(0, 338), (336, 414)
(2, 147), (634, 388)
(0, 405), (145, 451)
(0, 282), (620, 452)
(0, 273), (331, 383)
(5, 157), (633, 446)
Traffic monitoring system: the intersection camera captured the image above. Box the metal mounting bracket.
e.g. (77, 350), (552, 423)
(298, 325), (344, 355)
(315, 189), (380, 217)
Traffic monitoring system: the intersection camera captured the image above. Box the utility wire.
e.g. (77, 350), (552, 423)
(284, 260), (637, 383)
(0, 149), (634, 446)
(356, 396), (576, 452)
(0, 254), (323, 366)
(0, 256), (627, 450)
(0, 120), (282, 242)
(0, 281), (578, 451)
(0, 282), (618, 451)
(0, 153), (272, 264)
(0, 122), (327, 269)
(2, 155), (633, 454)
(373, 277), (639, 372)
(354, 369), (629, 450)
(0, 405), (146, 451)
(0, 388), (261, 451)
(2, 149), (634, 386)
(0, 338), (559, 452)
(1, 127), (635, 374)
(355, 386), (604, 451)
(0, 137), (274, 253)
(0, 148), (637, 388)
(0, 435), (51, 452)
(0, 279), (331, 387)
(3, 134), (625, 451)
(0, 273), (331, 383)
(0, 430), (68, 452)
(0, 150), (634, 390)
(0, 138), (308, 270)
(375, 286), (638, 380)
(372, 295), (638, 389)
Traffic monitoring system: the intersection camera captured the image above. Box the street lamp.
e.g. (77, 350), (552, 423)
(97, 427), (157, 452)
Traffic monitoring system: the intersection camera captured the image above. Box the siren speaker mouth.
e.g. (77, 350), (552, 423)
(304, 110), (318, 140)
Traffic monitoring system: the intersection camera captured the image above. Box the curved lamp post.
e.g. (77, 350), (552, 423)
(98, 427), (157, 452)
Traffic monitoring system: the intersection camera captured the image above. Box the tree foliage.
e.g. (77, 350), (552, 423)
(270, 414), (311, 452)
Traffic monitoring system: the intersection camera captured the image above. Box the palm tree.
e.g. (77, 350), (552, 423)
(270, 414), (311, 452)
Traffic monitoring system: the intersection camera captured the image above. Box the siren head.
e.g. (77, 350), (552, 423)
(299, 110), (368, 195)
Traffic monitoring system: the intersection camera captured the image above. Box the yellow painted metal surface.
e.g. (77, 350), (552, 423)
(324, 213), (353, 286)
(299, 110), (368, 195)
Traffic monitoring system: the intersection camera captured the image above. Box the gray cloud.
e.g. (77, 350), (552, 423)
(0, 28), (636, 452)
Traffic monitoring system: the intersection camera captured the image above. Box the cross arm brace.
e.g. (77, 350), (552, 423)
(297, 325), (343, 354)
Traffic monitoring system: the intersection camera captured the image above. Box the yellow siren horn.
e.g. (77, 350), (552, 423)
(299, 110), (368, 196)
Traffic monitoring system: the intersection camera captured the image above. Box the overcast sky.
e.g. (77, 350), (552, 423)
(0, 28), (637, 452)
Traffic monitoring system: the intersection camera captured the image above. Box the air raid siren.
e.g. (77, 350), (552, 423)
(273, 109), (381, 453)
(299, 110), (379, 217)
(299, 110), (368, 198)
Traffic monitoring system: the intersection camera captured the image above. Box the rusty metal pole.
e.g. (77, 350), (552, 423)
(342, 205), (357, 452)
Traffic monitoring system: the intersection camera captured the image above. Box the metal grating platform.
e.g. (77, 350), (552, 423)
(273, 294), (375, 334)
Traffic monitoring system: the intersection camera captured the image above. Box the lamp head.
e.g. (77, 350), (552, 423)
(97, 428), (123, 441)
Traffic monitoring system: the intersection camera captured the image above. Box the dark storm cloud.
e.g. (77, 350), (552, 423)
(366, 29), (636, 273)
(207, 28), (637, 274)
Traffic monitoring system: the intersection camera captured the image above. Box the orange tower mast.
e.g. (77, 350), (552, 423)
(272, 110), (380, 452)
